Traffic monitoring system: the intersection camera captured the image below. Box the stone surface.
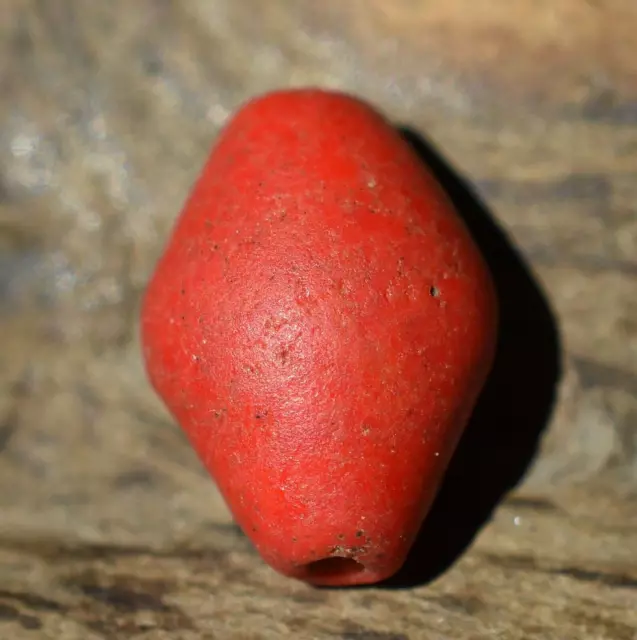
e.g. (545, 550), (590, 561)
(1, 1), (636, 638)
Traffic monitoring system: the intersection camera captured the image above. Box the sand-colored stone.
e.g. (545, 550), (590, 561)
(1, 2), (635, 638)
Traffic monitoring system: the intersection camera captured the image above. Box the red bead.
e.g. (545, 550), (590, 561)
(141, 89), (498, 586)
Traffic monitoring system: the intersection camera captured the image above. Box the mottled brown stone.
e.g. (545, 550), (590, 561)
(1, 2), (636, 638)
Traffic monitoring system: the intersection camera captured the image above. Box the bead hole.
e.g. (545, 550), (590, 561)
(303, 557), (365, 581)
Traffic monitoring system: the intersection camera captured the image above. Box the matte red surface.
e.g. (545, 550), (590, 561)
(141, 89), (498, 586)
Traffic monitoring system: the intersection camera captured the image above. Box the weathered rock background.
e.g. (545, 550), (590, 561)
(1, 1), (636, 638)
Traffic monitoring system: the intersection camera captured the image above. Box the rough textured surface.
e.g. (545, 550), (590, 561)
(0, 1), (636, 638)
(140, 89), (500, 587)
